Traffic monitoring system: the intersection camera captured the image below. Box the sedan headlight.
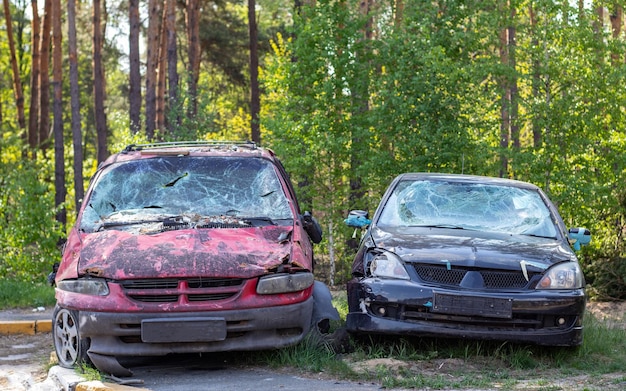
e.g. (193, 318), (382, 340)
(256, 272), (314, 294)
(56, 279), (110, 296)
(369, 250), (410, 280)
(536, 262), (584, 289)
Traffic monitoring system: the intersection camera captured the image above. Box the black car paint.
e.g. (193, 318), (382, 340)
(346, 173), (587, 346)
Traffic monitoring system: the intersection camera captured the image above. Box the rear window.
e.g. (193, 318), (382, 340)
(80, 156), (293, 230)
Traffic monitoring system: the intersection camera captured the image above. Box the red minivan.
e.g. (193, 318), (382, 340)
(52, 141), (335, 376)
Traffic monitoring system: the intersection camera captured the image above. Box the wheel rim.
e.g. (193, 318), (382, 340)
(53, 308), (81, 367)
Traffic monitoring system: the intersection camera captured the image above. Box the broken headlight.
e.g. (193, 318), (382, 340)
(56, 279), (110, 296)
(536, 262), (584, 289)
(369, 250), (410, 280)
(256, 272), (314, 294)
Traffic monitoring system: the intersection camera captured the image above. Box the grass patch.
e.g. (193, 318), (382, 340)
(0, 279), (56, 309)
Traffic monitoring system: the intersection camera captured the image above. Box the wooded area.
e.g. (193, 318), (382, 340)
(1, 0), (625, 299)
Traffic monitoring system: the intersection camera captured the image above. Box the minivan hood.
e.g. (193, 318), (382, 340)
(74, 226), (296, 280)
(370, 226), (573, 271)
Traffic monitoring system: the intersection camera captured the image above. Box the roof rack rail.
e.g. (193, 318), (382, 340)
(122, 141), (257, 153)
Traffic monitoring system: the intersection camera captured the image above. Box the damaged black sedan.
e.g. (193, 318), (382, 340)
(345, 173), (591, 346)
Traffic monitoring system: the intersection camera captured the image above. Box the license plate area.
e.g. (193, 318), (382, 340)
(141, 317), (227, 343)
(432, 293), (513, 319)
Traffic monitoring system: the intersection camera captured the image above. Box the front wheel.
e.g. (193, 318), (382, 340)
(52, 305), (91, 368)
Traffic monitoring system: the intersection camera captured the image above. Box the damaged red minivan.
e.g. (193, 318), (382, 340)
(51, 141), (336, 376)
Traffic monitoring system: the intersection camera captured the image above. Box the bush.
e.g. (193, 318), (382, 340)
(0, 142), (64, 283)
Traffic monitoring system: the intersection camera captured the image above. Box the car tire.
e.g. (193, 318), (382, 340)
(52, 305), (91, 368)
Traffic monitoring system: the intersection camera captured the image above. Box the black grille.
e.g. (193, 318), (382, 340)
(482, 271), (530, 288)
(412, 264), (533, 289)
(121, 278), (244, 303)
(414, 265), (466, 285)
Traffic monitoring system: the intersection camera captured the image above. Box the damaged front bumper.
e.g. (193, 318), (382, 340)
(346, 278), (585, 346)
(81, 296), (313, 355)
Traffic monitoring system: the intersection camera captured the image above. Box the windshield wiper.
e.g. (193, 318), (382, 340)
(412, 224), (469, 230)
(96, 215), (182, 231)
(242, 217), (294, 226)
(243, 217), (277, 226)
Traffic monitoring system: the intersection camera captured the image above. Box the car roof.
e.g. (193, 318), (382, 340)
(395, 173), (541, 191)
(101, 141), (278, 166)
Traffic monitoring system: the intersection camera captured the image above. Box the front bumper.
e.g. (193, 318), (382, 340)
(347, 279), (585, 346)
(78, 296), (314, 357)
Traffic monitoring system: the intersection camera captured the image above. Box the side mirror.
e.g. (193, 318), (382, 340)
(302, 211), (323, 244)
(344, 210), (371, 228)
(568, 227), (591, 251)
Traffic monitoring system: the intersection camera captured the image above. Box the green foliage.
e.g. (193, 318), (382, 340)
(0, 136), (65, 283)
(0, 279), (56, 309)
(261, 1), (626, 295)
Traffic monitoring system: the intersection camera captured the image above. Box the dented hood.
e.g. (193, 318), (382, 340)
(370, 226), (574, 272)
(74, 226), (299, 280)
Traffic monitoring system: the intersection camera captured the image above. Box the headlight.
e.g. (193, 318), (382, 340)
(369, 250), (410, 280)
(536, 262), (584, 289)
(56, 279), (110, 296)
(256, 272), (314, 294)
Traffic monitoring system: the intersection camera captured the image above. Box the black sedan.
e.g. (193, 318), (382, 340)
(344, 173), (591, 346)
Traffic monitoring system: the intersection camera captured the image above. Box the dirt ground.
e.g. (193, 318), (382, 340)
(344, 301), (626, 390)
(1, 301), (625, 391)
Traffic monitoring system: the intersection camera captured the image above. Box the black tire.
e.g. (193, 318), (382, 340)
(52, 305), (91, 368)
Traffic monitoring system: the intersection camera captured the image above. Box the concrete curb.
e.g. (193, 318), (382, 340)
(0, 319), (52, 335)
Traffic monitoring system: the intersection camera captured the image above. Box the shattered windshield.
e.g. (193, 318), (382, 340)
(80, 156), (293, 231)
(378, 180), (557, 238)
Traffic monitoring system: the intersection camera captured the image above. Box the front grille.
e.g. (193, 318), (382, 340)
(482, 271), (529, 288)
(412, 264), (535, 289)
(121, 277), (244, 303)
(415, 265), (466, 285)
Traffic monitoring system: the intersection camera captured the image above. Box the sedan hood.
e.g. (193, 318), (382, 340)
(370, 226), (573, 271)
(73, 226), (296, 280)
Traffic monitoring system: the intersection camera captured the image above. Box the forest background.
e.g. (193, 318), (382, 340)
(1, 0), (625, 300)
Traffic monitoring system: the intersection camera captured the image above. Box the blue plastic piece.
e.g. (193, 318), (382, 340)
(344, 210), (371, 228)
(568, 228), (591, 251)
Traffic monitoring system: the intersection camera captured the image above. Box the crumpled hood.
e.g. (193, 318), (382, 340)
(73, 226), (297, 280)
(370, 226), (574, 272)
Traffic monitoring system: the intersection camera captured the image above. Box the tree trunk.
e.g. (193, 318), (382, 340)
(52, 0), (66, 226)
(610, 5), (623, 66)
(145, 0), (161, 139)
(529, 3), (541, 148)
(509, 9), (519, 154)
(68, 0), (84, 214)
(499, 25), (509, 178)
(156, 4), (168, 132)
(39, 0), (51, 151)
(248, 0), (260, 144)
(395, 0), (403, 26)
(129, 0), (141, 134)
(348, 0), (372, 209)
(186, 0), (200, 118)
(93, 0), (108, 163)
(166, 0), (179, 130)
(28, 0), (41, 154)
(3, 0), (27, 132)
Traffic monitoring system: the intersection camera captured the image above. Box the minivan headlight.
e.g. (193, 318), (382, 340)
(536, 262), (584, 289)
(256, 272), (314, 294)
(369, 250), (410, 280)
(56, 279), (110, 296)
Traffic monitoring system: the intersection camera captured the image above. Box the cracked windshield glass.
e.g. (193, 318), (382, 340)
(80, 156), (293, 233)
(378, 180), (557, 238)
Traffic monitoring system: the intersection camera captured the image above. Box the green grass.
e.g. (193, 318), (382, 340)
(0, 279), (56, 309)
